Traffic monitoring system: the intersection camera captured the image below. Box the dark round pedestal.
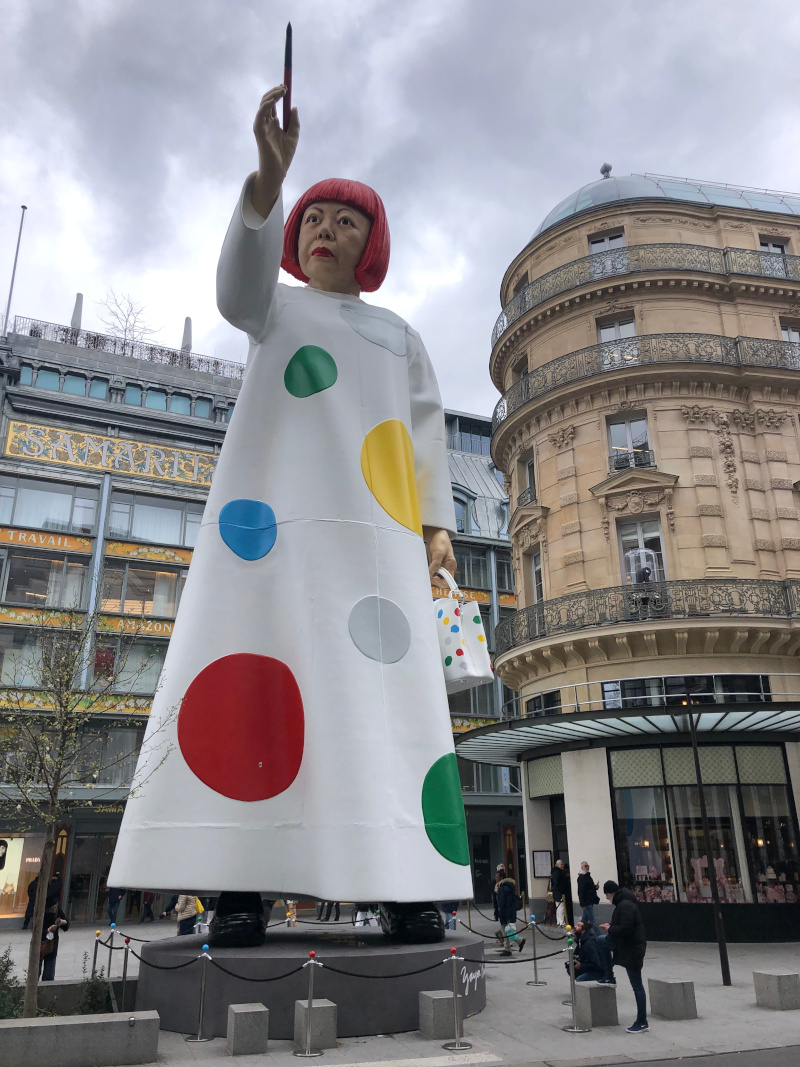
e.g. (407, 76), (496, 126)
(136, 927), (485, 1039)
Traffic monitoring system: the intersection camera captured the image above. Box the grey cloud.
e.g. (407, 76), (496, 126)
(3, 0), (800, 415)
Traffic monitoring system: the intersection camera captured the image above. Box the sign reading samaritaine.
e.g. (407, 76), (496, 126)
(6, 421), (218, 486)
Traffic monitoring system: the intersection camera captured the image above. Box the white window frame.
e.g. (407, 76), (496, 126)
(617, 516), (666, 584)
(607, 413), (652, 470)
(780, 322), (800, 344)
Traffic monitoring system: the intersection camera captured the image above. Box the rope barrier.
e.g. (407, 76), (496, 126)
(129, 949), (199, 970)
(321, 958), (447, 979)
(208, 959), (307, 982)
(463, 949), (566, 965)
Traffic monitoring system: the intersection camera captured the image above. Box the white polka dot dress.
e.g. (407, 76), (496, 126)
(109, 178), (473, 902)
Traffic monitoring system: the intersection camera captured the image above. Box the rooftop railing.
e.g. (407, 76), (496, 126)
(493, 332), (800, 433)
(495, 577), (800, 656)
(492, 244), (800, 349)
(12, 317), (245, 381)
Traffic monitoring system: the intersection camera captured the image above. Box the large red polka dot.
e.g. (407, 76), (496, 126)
(177, 653), (304, 801)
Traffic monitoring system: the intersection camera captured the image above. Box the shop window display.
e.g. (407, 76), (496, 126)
(0, 833), (45, 918)
(614, 786), (675, 902)
(669, 784), (749, 903)
(741, 784), (799, 904)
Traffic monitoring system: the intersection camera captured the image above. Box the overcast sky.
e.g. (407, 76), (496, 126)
(2, 0), (800, 417)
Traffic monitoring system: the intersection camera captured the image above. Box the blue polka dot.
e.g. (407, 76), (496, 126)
(450, 625), (460, 633)
(219, 499), (277, 560)
(437, 609), (443, 618)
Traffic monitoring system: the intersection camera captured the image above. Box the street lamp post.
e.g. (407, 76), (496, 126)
(3, 205), (27, 337)
(686, 693), (731, 986)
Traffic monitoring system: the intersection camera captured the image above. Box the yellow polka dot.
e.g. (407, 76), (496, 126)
(477, 634), (486, 642)
(443, 617), (450, 625)
(361, 420), (422, 534)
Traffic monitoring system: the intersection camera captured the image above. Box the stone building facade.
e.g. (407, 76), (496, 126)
(457, 173), (800, 939)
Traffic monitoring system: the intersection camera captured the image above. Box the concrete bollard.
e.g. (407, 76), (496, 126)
(648, 978), (698, 1020)
(574, 982), (618, 1029)
(753, 971), (800, 1011)
(418, 990), (464, 1040)
(227, 1003), (269, 1056)
(294, 999), (337, 1051)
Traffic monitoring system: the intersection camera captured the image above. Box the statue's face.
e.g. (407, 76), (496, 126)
(297, 201), (371, 295)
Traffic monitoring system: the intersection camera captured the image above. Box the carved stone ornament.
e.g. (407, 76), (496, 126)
(547, 424), (576, 452)
(681, 404), (713, 427)
(632, 214), (713, 230)
(757, 409), (790, 430)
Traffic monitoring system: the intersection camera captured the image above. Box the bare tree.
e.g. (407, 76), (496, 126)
(0, 598), (175, 1017)
(96, 289), (160, 349)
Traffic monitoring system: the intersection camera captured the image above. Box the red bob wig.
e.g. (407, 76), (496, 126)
(281, 178), (390, 292)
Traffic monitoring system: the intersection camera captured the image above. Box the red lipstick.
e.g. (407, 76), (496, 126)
(311, 247), (334, 258)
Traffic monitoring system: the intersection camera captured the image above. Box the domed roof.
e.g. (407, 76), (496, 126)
(533, 170), (800, 239)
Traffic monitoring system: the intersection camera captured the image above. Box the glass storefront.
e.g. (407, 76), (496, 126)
(611, 745), (799, 906)
(0, 832), (45, 917)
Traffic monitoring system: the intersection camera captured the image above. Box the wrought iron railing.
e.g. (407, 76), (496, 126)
(724, 247), (800, 282)
(491, 244), (800, 348)
(608, 449), (655, 472)
(495, 578), (800, 656)
(12, 317), (245, 381)
(516, 486), (537, 508)
(493, 333), (800, 432)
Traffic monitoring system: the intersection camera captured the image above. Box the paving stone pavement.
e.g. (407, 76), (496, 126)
(3, 914), (799, 1065)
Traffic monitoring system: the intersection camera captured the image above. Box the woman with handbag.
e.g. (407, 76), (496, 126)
(174, 894), (199, 936)
(39, 896), (69, 981)
(110, 82), (473, 939)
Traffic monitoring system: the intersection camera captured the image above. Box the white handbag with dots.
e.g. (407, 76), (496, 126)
(433, 569), (494, 694)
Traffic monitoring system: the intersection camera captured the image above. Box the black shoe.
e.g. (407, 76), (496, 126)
(378, 902), (445, 943)
(517, 937), (526, 953)
(627, 1020), (649, 1033)
(209, 891), (267, 947)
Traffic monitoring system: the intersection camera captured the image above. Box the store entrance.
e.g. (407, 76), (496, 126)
(471, 834), (493, 904)
(67, 834), (117, 923)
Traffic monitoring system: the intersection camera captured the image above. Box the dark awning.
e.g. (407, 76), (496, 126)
(455, 702), (800, 765)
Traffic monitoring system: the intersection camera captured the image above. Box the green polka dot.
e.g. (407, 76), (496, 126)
(444, 655), (452, 666)
(422, 753), (469, 865)
(473, 615), (481, 624)
(284, 345), (338, 397)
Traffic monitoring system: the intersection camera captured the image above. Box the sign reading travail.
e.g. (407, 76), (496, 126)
(6, 421), (218, 486)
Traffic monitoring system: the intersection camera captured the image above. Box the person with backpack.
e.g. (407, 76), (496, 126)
(494, 871), (526, 955)
(577, 860), (601, 925)
(597, 880), (649, 1033)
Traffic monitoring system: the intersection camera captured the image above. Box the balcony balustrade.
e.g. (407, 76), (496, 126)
(609, 449), (655, 472)
(495, 577), (800, 656)
(516, 485), (537, 508)
(12, 317), (245, 381)
(493, 333), (800, 433)
(492, 243), (800, 349)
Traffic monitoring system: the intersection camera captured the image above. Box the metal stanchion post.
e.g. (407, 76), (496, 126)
(107, 924), (115, 978)
(467, 900), (472, 931)
(442, 947), (472, 1051)
(185, 945), (212, 1043)
(526, 914), (546, 987)
(294, 951), (323, 1058)
(121, 938), (130, 1012)
(91, 931), (100, 979)
(562, 927), (590, 1033)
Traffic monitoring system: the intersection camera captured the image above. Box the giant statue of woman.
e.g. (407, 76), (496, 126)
(109, 86), (472, 939)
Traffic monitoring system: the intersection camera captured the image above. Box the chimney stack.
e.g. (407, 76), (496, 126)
(181, 316), (192, 355)
(71, 293), (83, 330)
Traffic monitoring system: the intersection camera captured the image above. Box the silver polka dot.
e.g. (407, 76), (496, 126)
(348, 596), (411, 663)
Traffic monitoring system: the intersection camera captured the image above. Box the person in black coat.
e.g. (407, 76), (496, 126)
(598, 880), (648, 1033)
(494, 874), (525, 954)
(572, 921), (605, 982)
(577, 860), (600, 925)
(22, 875), (38, 929)
(39, 895), (69, 981)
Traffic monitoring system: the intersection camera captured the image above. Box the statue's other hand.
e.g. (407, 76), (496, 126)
(251, 85), (300, 219)
(426, 528), (457, 583)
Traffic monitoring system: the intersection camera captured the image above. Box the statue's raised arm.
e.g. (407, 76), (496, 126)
(251, 85), (299, 220)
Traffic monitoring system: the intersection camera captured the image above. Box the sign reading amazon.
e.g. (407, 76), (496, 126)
(5, 420), (218, 486)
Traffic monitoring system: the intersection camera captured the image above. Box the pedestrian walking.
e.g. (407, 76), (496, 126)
(577, 860), (600, 925)
(572, 920), (605, 982)
(39, 896), (69, 982)
(440, 900), (459, 929)
(174, 893), (199, 935)
(107, 886), (125, 926)
(494, 872), (526, 955)
(550, 859), (568, 927)
(139, 891), (155, 923)
(597, 880), (649, 1033)
(22, 874), (38, 929)
(321, 901), (340, 922)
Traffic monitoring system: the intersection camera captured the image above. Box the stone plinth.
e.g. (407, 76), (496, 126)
(294, 998), (337, 1050)
(753, 971), (800, 1011)
(227, 1003), (269, 1056)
